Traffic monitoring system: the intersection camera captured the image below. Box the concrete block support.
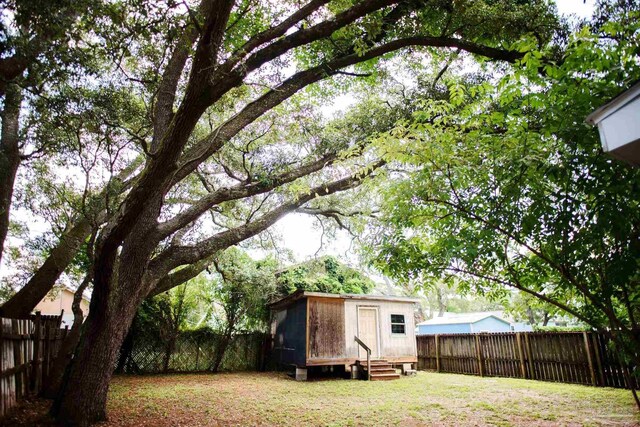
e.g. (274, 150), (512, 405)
(295, 367), (308, 381)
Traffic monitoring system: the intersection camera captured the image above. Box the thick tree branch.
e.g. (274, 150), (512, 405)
(175, 35), (522, 184)
(152, 26), (199, 151)
(158, 151), (339, 239)
(222, 0), (400, 80)
(145, 160), (384, 290)
(223, 0), (331, 72)
(148, 254), (215, 297)
(0, 84), (22, 268)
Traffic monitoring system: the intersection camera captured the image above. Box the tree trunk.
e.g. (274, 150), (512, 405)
(162, 334), (177, 373)
(115, 323), (137, 374)
(0, 83), (22, 268)
(52, 287), (142, 426)
(526, 307), (536, 325)
(43, 233), (94, 400)
(436, 287), (445, 317)
(42, 288), (87, 398)
(54, 197), (163, 425)
(542, 311), (550, 326)
(211, 328), (233, 373)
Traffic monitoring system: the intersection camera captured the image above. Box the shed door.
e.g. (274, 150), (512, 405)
(357, 307), (379, 358)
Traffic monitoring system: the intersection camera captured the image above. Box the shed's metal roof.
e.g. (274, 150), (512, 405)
(269, 290), (420, 310)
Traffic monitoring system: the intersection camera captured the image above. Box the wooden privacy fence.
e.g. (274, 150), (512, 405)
(417, 331), (639, 389)
(0, 313), (67, 418)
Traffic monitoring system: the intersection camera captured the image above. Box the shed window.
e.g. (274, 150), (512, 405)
(391, 314), (406, 334)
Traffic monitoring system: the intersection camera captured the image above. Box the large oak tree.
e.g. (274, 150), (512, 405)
(1, 0), (560, 424)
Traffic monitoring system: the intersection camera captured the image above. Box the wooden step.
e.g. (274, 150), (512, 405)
(356, 361), (390, 367)
(370, 372), (400, 381)
(363, 364), (393, 370)
(368, 368), (397, 375)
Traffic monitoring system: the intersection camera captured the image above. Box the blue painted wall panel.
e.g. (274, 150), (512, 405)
(417, 316), (513, 334)
(470, 317), (512, 333)
(273, 298), (307, 366)
(417, 323), (472, 335)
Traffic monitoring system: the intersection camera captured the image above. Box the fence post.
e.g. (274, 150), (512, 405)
(435, 334), (440, 373)
(583, 332), (597, 386)
(475, 334), (484, 377)
(11, 319), (22, 399)
(195, 345), (200, 371)
(524, 333), (535, 380)
(31, 312), (41, 394)
(591, 333), (605, 386)
(516, 332), (527, 379)
(42, 320), (51, 391)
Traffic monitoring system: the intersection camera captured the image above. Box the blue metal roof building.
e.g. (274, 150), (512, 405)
(416, 312), (514, 335)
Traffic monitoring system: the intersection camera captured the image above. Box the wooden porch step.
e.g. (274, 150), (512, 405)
(359, 362), (393, 370)
(368, 368), (396, 375)
(353, 359), (401, 381)
(356, 361), (390, 367)
(370, 372), (401, 381)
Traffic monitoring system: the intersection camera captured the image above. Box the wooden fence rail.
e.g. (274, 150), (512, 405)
(0, 313), (66, 418)
(417, 332), (638, 389)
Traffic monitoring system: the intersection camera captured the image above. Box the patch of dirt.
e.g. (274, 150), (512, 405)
(0, 397), (56, 426)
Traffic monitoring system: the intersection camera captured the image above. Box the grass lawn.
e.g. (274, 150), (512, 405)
(3, 371), (638, 426)
(105, 371), (637, 426)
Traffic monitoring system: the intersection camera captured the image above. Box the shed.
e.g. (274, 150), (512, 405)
(269, 291), (419, 380)
(416, 312), (513, 335)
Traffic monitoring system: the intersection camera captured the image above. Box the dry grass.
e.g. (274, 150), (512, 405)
(2, 371), (638, 426)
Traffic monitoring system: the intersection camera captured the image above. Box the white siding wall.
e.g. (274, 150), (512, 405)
(344, 299), (417, 359)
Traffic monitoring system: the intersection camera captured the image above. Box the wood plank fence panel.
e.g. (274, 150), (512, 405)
(0, 314), (64, 419)
(416, 331), (639, 390)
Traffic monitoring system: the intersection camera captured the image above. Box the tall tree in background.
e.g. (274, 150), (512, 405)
(506, 291), (564, 327)
(209, 248), (276, 372)
(0, 0), (148, 315)
(0, 0), (104, 267)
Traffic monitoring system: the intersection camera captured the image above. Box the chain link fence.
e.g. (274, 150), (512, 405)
(116, 327), (270, 374)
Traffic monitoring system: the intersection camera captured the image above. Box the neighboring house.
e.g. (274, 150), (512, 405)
(416, 312), (514, 335)
(34, 285), (91, 328)
(269, 291), (419, 380)
(511, 321), (534, 332)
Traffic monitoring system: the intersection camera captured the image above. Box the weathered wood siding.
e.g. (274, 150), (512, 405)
(272, 298), (307, 367)
(0, 314), (66, 418)
(344, 300), (417, 360)
(307, 297), (346, 360)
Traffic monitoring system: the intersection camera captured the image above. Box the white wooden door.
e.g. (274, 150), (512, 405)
(357, 307), (379, 358)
